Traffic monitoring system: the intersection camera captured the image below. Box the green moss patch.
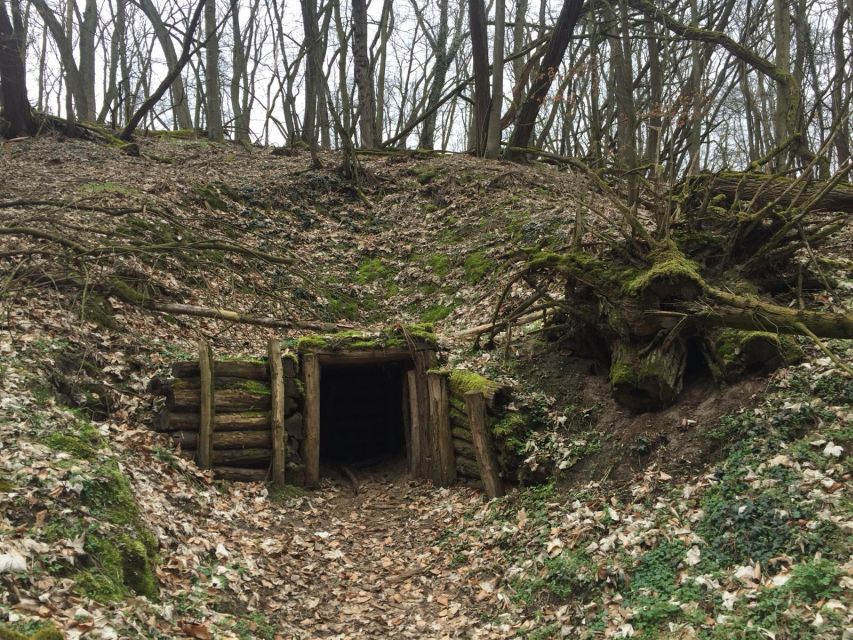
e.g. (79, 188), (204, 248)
(354, 258), (395, 284)
(447, 370), (502, 399)
(462, 251), (495, 285)
(0, 623), (63, 640)
(297, 324), (437, 353)
(624, 243), (705, 298)
(76, 460), (159, 600)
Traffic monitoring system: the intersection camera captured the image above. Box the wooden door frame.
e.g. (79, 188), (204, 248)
(301, 348), (436, 487)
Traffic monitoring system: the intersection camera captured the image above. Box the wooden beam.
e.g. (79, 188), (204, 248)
(303, 354), (321, 487)
(197, 339), (214, 470)
(406, 369), (421, 476)
(465, 391), (504, 499)
(428, 372), (456, 486)
(402, 371), (412, 470)
(268, 338), (286, 486)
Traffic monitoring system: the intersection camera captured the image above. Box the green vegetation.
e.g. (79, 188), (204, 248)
(0, 623), (63, 640)
(447, 369), (502, 398)
(354, 258), (394, 284)
(421, 303), (454, 323)
(512, 549), (601, 606)
(462, 251), (495, 284)
(45, 418), (104, 460)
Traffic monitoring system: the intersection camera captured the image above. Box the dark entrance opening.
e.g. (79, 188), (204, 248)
(319, 360), (409, 465)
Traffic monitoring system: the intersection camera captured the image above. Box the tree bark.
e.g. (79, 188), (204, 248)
(503, 0), (583, 160)
(352, 0), (377, 148)
(205, 0), (223, 140)
(468, 0), (490, 155)
(0, 0), (34, 136)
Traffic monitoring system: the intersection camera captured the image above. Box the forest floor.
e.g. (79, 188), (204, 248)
(0, 135), (851, 639)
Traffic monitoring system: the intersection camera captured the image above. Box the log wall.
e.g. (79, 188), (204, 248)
(153, 353), (305, 484)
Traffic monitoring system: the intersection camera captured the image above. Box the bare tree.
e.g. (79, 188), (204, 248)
(0, 0), (33, 136)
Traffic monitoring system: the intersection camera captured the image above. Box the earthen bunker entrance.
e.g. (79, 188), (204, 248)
(317, 355), (411, 467)
(152, 327), (509, 497)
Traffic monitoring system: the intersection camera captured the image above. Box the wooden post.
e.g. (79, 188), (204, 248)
(464, 391), (504, 499)
(303, 354), (321, 487)
(402, 371), (412, 470)
(427, 372), (456, 486)
(197, 338), (214, 470)
(406, 369), (421, 476)
(268, 338), (286, 486)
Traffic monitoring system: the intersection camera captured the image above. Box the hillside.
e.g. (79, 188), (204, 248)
(0, 135), (851, 639)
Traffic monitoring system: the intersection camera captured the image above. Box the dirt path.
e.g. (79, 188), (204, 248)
(262, 463), (495, 639)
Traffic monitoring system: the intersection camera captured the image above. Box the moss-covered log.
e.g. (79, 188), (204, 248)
(695, 171), (853, 213)
(182, 448), (271, 466)
(452, 438), (476, 459)
(708, 328), (802, 381)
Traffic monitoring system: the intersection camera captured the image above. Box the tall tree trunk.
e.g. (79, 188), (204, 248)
(686, 0), (701, 174)
(773, 0), (791, 169)
(78, 0), (97, 120)
(484, 0), (506, 158)
(503, 0), (583, 160)
(352, 0), (376, 148)
(374, 0), (393, 139)
(468, 0), (490, 155)
(300, 0), (321, 166)
(205, 0), (224, 140)
(230, 5), (250, 142)
(137, 0), (194, 129)
(831, 0), (850, 177)
(0, 0), (33, 136)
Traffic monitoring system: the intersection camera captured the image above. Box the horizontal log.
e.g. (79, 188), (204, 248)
(156, 411), (270, 432)
(698, 171), (853, 213)
(455, 456), (481, 479)
(168, 387), (272, 413)
(452, 438), (476, 459)
(161, 376), (271, 391)
(213, 467), (269, 482)
(452, 426), (472, 442)
(181, 448), (271, 466)
(172, 360), (269, 380)
(449, 406), (469, 426)
(285, 412), (304, 439)
(174, 430), (272, 450)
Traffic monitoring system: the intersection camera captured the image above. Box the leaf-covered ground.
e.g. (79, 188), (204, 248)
(1, 136), (851, 639)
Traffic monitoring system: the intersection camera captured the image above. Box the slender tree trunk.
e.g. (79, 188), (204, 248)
(352, 0), (376, 147)
(230, 6), (250, 142)
(137, 0), (194, 129)
(78, 0), (97, 120)
(503, 0), (583, 160)
(773, 0), (791, 169)
(300, 0), (321, 166)
(484, 0), (506, 158)
(469, 0), (490, 155)
(832, 0), (850, 176)
(205, 0), (224, 140)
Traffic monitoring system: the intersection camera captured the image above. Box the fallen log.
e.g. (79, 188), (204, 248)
(174, 430), (272, 450)
(155, 411), (270, 432)
(696, 171), (853, 213)
(707, 328), (801, 381)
